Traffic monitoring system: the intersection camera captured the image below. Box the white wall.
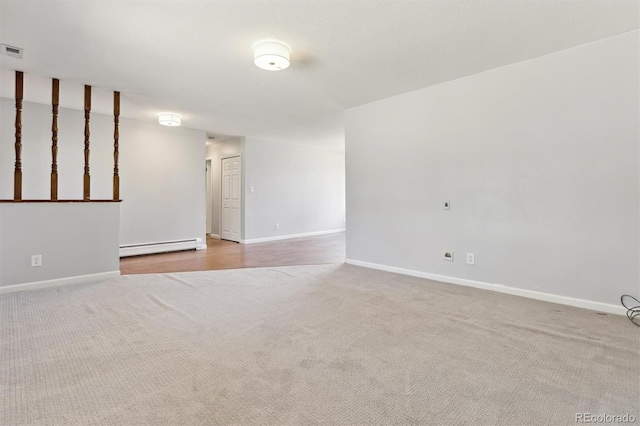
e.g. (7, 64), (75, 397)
(0, 203), (120, 286)
(117, 118), (206, 246)
(244, 137), (345, 241)
(345, 31), (639, 306)
(206, 137), (243, 237)
(0, 98), (207, 247)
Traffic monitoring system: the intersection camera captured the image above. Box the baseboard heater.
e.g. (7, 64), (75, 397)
(120, 238), (202, 258)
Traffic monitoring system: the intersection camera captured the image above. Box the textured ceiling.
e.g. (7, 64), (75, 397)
(1, 0), (638, 150)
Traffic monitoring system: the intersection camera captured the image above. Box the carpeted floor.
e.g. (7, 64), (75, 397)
(1, 264), (638, 425)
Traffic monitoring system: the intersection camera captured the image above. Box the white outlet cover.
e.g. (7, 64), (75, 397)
(443, 251), (454, 261)
(31, 255), (42, 267)
(467, 253), (475, 264)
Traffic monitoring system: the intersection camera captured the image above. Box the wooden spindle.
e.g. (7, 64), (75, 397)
(113, 91), (120, 200)
(83, 85), (91, 200)
(51, 78), (60, 200)
(14, 71), (23, 201)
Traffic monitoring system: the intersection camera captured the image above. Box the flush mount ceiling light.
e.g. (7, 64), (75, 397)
(158, 113), (181, 126)
(253, 40), (290, 71)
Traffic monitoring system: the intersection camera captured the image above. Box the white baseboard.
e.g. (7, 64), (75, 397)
(208, 234), (221, 239)
(241, 228), (345, 244)
(0, 271), (121, 295)
(120, 238), (202, 257)
(196, 244), (207, 250)
(345, 259), (626, 316)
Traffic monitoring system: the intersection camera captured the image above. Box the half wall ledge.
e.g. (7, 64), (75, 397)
(0, 200), (122, 203)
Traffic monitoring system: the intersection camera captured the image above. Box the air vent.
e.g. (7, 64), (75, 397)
(1, 44), (23, 59)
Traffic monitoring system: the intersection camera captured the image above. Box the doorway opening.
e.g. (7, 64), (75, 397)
(205, 159), (212, 235)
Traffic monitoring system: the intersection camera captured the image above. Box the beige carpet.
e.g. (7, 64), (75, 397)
(1, 264), (638, 425)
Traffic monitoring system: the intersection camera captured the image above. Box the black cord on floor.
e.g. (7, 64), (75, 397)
(621, 295), (640, 326)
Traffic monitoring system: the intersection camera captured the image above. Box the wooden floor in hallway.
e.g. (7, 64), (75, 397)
(120, 232), (346, 275)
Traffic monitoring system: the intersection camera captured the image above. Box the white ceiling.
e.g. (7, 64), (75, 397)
(1, 0), (638, 150)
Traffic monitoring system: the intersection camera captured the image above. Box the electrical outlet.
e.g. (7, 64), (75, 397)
(31, 255), (42, 267)
(250, 186), (255, 192)
(275, 223), (280, 230)
(467, 253), (475, 265)
(443, 251), (454, 261)
(444, 200), (450, 210)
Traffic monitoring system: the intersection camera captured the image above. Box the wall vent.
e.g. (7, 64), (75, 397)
(1, 44), (23, 59)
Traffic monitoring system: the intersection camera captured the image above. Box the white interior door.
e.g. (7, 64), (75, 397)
(221, 156), (241, 242)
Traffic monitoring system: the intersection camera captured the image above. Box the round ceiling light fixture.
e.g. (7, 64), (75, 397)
(253, 40), (290, 71)
(158, 113), (181, 126)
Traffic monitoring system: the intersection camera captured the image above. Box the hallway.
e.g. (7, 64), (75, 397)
(120, 232), (345, 275)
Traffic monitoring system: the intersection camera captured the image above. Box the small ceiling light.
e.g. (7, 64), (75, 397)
(158, 113), (181, 126)
(253, 40), (290, 71)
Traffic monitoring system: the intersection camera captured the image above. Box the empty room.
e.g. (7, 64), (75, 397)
(1, 1), (638, 425)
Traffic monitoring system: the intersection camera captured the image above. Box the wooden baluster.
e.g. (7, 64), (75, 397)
(83, 85), (91, 200)
(113, 91), (120, 201)
(14, 71), (23, 200)
(51, 78), (60, 200)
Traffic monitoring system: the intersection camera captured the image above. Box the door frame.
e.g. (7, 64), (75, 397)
(219, 154), (242, 242)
